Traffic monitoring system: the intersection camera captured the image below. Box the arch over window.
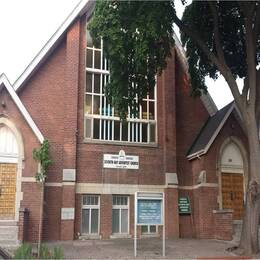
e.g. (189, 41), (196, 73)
(0, 125), (18, 162)
(220, 142), (243, 170)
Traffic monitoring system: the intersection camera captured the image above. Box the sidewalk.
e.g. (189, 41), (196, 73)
(46, 238), (242, 259)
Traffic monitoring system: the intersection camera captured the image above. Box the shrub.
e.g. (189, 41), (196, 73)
(14, 243), (34, 259)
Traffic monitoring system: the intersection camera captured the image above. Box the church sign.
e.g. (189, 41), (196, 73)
(103, 150), (139, 170)
(178, 196), (191, 214)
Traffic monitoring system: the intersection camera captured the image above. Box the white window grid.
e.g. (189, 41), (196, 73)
(85, 29), (157, 144)
(141, 225), (158, 234)
(112, 195), (129, 234)
(82, 195), (100, 235)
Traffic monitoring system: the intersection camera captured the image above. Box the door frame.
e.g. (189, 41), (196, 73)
(217, 137), (248, 216)
(0, 117), (24, 222)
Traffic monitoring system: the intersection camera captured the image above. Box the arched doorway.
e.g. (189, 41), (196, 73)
(0, 123), (21, 221)
(218, 138), (247, 220)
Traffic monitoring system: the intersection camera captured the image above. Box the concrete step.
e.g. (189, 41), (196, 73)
(0, 224), (19, 249)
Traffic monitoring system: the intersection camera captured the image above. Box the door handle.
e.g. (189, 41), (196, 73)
(230, 192), (234, 200)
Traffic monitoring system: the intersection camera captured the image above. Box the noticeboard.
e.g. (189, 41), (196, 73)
(137, 199), (162, 225)
(178, 196), (191, 214)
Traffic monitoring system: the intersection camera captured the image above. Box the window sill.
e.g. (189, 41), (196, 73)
(110, 234), (131, 239)
(83, 139), (158, 148)
(141, 233), (160, 238)
(79, 234), (101, 240)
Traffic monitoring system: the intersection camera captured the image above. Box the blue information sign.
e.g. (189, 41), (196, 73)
(137, 199), (162, 225)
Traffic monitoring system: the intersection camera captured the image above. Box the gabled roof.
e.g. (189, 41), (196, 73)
(187, 102), (235, 160)
(0, 74), (44, 143)
(14, 0), (95, 91)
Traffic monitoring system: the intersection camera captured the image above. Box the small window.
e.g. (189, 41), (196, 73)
(82, 195), (100, 235)
(112, 195), (129, 234)
(141, 225), (158, 234)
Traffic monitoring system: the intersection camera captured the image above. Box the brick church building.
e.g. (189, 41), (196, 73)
(0, 1), (248, 245)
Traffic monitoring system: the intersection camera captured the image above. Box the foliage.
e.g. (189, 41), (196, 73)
(88, 0), (176, 118)
(14, 243), (34, 259)
(14, 243), (64, 260)
(33, 140), (53, 183)
(52, 247), (64, 260)
(181, 1), (260, 95)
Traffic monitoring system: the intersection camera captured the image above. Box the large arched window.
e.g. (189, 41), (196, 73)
(84, 28), (157, 144)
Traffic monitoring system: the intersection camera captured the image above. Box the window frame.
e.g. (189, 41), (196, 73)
(84, 26), (158, 145)
(81, 195), (100, 235)
(112, 195), (130, 235)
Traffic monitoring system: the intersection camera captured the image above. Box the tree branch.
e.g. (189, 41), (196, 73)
(172, 10), (243, 112)
(241, 4), (257, 113)
(208, 2), (225, 64)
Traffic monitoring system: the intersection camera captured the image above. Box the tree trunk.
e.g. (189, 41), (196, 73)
(37, 183), (44, 258)
(239, 119), (260, 255)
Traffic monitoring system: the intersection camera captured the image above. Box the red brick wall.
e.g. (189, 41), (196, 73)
(213, 210), (233, 240)
(0, 87), (42, 242)
(175, 49), (210, 187)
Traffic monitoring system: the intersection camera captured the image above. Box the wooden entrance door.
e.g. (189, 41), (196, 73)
(221, 172), (244, 220)
(0, 163), (17, 220)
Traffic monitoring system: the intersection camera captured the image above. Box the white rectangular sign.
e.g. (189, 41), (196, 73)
(103, 150), (139, 169)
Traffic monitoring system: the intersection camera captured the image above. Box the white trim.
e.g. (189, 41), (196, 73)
(21, 177), (36, 183)
(178, 183), (218, 190)
(0, 157), (18, 163)
(187, 103), (235, 160)
(14, 0), (91, 91)
(76, 183), (177, 194)
(45, 182), (63, 187)
(0, 74), (44, 143)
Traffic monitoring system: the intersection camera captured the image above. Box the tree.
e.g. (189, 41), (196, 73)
(33, 140), (52, 258)
(89, 0), (260, 255)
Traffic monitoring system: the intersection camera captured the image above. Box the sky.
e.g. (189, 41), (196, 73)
(0, 0), (233, 109)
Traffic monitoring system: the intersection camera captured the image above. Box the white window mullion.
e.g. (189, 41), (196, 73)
(120, 122), (122, 141)
(89, 208), (92, 234)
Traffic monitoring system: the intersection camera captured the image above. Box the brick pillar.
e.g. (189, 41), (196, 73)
(60, 19), (80, 240)
(213, 209), (233, 240)
(164, 188), (179, 238)
(18, 208), (29, 242)
(100, 194), (112, 239)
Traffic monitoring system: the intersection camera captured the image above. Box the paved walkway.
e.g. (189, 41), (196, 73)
(46, 238), (244, 259)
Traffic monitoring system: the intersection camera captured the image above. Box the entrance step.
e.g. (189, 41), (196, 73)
(0, 223), (20, 249)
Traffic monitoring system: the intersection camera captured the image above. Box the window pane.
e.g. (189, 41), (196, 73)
(94, 50), (101, 69)
(93, 119), (100, 139)
(86, 72), (92, 92)
(142, 101), (148, 119)
(94, 74), (101, 94)
(150, 124), (156, 142)
(86, 30), (93, 47)
(85, 118), (92, 138)
(150, 225), (156, 233)
(85, 95), (92, 114)
(82, 209), (89, 234)
(114, 121), (120, 141)
(121, 209), (128, 233)
(86, 49), (93, 68)
(93, 96), (100, 115)
(148, 87), (155, 100)
(112, 209), (120, 233)
(122, 122), (128, 141)
(149, 101), (155, 120)
(91, 209), (99, 234)
(141, 225), (148, 233)
(142, 123), (148, 142)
